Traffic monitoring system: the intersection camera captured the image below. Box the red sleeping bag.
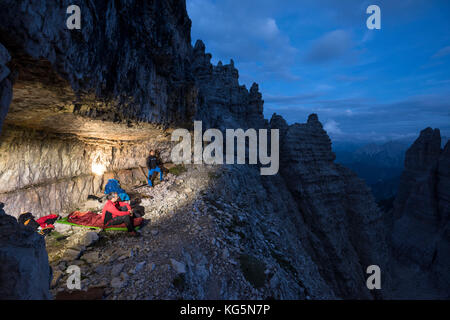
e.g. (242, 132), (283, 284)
(36, 214), (59, 229)
(68, 211), (143, 229)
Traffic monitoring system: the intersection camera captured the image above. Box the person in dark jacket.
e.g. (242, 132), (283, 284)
(146, 150), (163, 187)
(102, 192), (138, 236)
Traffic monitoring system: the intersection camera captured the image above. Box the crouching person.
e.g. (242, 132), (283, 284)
(102, 192), (138, 236)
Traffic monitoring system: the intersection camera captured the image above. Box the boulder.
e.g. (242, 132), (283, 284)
(82, 251), (100, 264)
(0, 212), (52, 299)
(54, 223), (72, 233)
(110, 277), (124, 289)
(170, 259), (187, 274)
(80, 232), (99, 247)
(133, 261), (146, 273)
(63, 248), (83, 261)
(111, 263), (125, 277)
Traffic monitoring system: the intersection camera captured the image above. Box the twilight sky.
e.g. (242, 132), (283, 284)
(186, 0), (450, 142)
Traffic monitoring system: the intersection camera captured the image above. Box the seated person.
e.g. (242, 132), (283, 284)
(146, 149), (163, 187)
(102, 192), (138, 236)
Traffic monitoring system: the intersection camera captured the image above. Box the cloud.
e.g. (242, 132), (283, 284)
(432, 46), (450, 59)
(187, 0), (299, 82)
(264, 92), (325, 104)
(335, 75), (368, 82)
(304, 30), (354, 64)
(261, 18), (280, 38)
(306, 0), (432, 26)
(324, 119), (343, 136)
(265, 92), (450, 142)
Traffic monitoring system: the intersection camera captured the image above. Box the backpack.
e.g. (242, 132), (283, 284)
(104, 179), (130, 201)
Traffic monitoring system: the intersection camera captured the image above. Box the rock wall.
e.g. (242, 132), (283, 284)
(271, 113), (390, 299)
(0, 0), (196, 128)
(186, 163), (338, 299)
(391, 128), (450, 296)
(0, 126), (175, 217)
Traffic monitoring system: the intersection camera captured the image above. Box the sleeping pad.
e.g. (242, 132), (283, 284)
(56, 211), (142, 231)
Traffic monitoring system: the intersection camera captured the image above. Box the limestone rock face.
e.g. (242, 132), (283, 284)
(0, 127), (174, 217)
(0, 0), (195, 131)
(271, 113), (390, 299)
(392, 128), (450, 295)
(192, 40), (265, 130)
(0, 211), (52, 299)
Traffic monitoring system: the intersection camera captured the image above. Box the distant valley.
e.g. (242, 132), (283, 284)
(333, 136), (448, 209)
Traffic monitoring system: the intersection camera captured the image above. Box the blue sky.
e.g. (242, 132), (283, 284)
(186, 0), (450, 142)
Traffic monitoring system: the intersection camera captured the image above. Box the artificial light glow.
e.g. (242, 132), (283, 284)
(92, 162), (106, 176)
